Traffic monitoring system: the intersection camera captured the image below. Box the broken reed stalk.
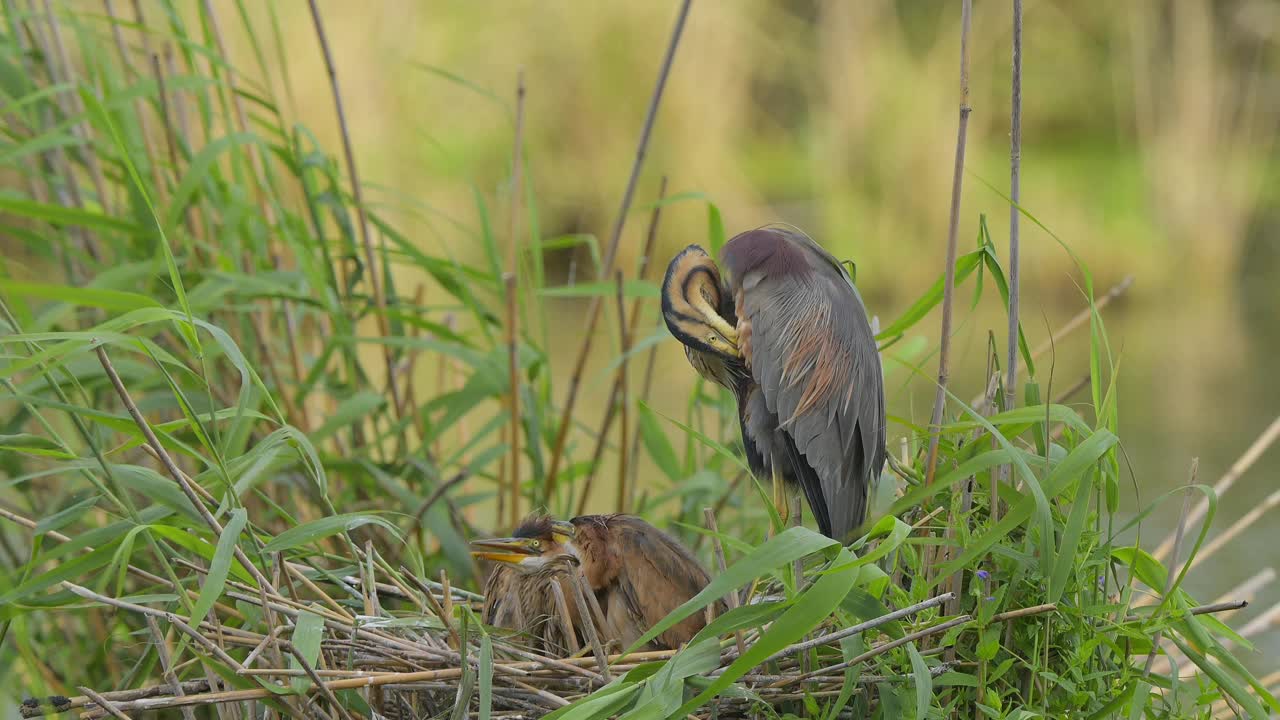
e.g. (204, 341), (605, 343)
(1152, 415), (1280, 561)
(305, 0), (401, 418)
(614, 271), (631, 514)
(1144, 458), (1197, 676)
(94, 345), (276, 594)
(76, 687), (133, 720)
(543, 0), (693, 499)
(505, 273), (521, 529)
(1005, 0), (1023, 412)
(577, 175), (670, 515)
(924, 0), (973, 487)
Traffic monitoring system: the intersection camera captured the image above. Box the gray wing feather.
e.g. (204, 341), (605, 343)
(731, 236), (886, 541)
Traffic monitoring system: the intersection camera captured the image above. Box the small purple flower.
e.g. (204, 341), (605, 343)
(1096, 575), (1106, 589)
(984, 595), (995, 601)
(976, 570), (990, 581)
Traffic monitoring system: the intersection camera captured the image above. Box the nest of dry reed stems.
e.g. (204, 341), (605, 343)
(14, 540), (1068, 720)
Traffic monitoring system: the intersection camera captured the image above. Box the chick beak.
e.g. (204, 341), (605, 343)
(469, 537), (540, 565)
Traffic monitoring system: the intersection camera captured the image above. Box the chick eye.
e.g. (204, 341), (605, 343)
(707, 335), (718, 344)
(530, 540), (541, 549)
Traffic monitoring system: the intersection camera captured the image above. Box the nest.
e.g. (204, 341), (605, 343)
(14, 551), (1061, 720)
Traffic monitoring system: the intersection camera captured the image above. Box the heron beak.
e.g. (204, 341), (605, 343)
(549, 520), (577, 541)
(469, 537), (540, 564)
(708, 315), (742, 358)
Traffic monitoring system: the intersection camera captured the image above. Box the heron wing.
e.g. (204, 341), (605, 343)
(722, 226), (887, 541)
(608, 516), (715, 649)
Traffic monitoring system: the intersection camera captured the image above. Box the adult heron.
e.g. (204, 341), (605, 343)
(660, 224), (886, 542)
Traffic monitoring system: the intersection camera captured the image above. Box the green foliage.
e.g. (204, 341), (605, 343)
(0, 2), (1274, 719)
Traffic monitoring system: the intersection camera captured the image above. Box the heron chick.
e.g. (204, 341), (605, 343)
(661, 225), (887, 542)
(472, 514), (718, 653)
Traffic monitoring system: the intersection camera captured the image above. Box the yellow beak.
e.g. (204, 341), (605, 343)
(470, 537), (539, 565)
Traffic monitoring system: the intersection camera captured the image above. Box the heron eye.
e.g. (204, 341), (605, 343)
(530, 540), (541, 549)
(707, 335), (718, 344)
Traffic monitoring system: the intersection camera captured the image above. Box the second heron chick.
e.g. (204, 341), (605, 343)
(471, 514), (719, 653)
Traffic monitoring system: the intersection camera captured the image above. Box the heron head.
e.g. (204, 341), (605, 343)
(661, 245), (741, 360)
(470, 515), (579, 573)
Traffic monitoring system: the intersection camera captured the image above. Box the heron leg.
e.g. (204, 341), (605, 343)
(770, 469), (789, 537)
(790, 489), (804, 585)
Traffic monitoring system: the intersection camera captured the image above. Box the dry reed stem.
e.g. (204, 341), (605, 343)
(1166, 599), (1249, 618)
(1005, 0), (1023, 412)
(75, 688), (132, 720)
(506, 70), (527, 273)
(402, 570), (462, 649)
(580, 177), (670, 515)
(503, 71), (528, 524)
(758, 592), (954, 666)
(567, 570), (612, 681)
(777, 602), (1056, 688)
(146, 616), (197, 720)
(505, 273), (521, 528)
(60, 582), (243, 670)
(924, 0), (973, 487)
(290, 646), (355, 720)
(614, 271), (631, 513)
(703, 508), (747, 656)
(777, 616), (972, 687)
(624, 178), (670, 501)
(1152, 415), (1280, 562)
(305, 0), (401, 419)
(543, 0), (693, 497)
(547, 582), (582, 656)
(440, 570), (456, 648)
(0, 505), (173, 591)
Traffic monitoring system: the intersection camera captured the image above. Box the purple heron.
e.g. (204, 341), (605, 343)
(471, 514), (718, 653)
(660, 225), (886, 542)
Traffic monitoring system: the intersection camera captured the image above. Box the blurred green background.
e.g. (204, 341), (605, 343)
(224, 0), (1280, 647)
